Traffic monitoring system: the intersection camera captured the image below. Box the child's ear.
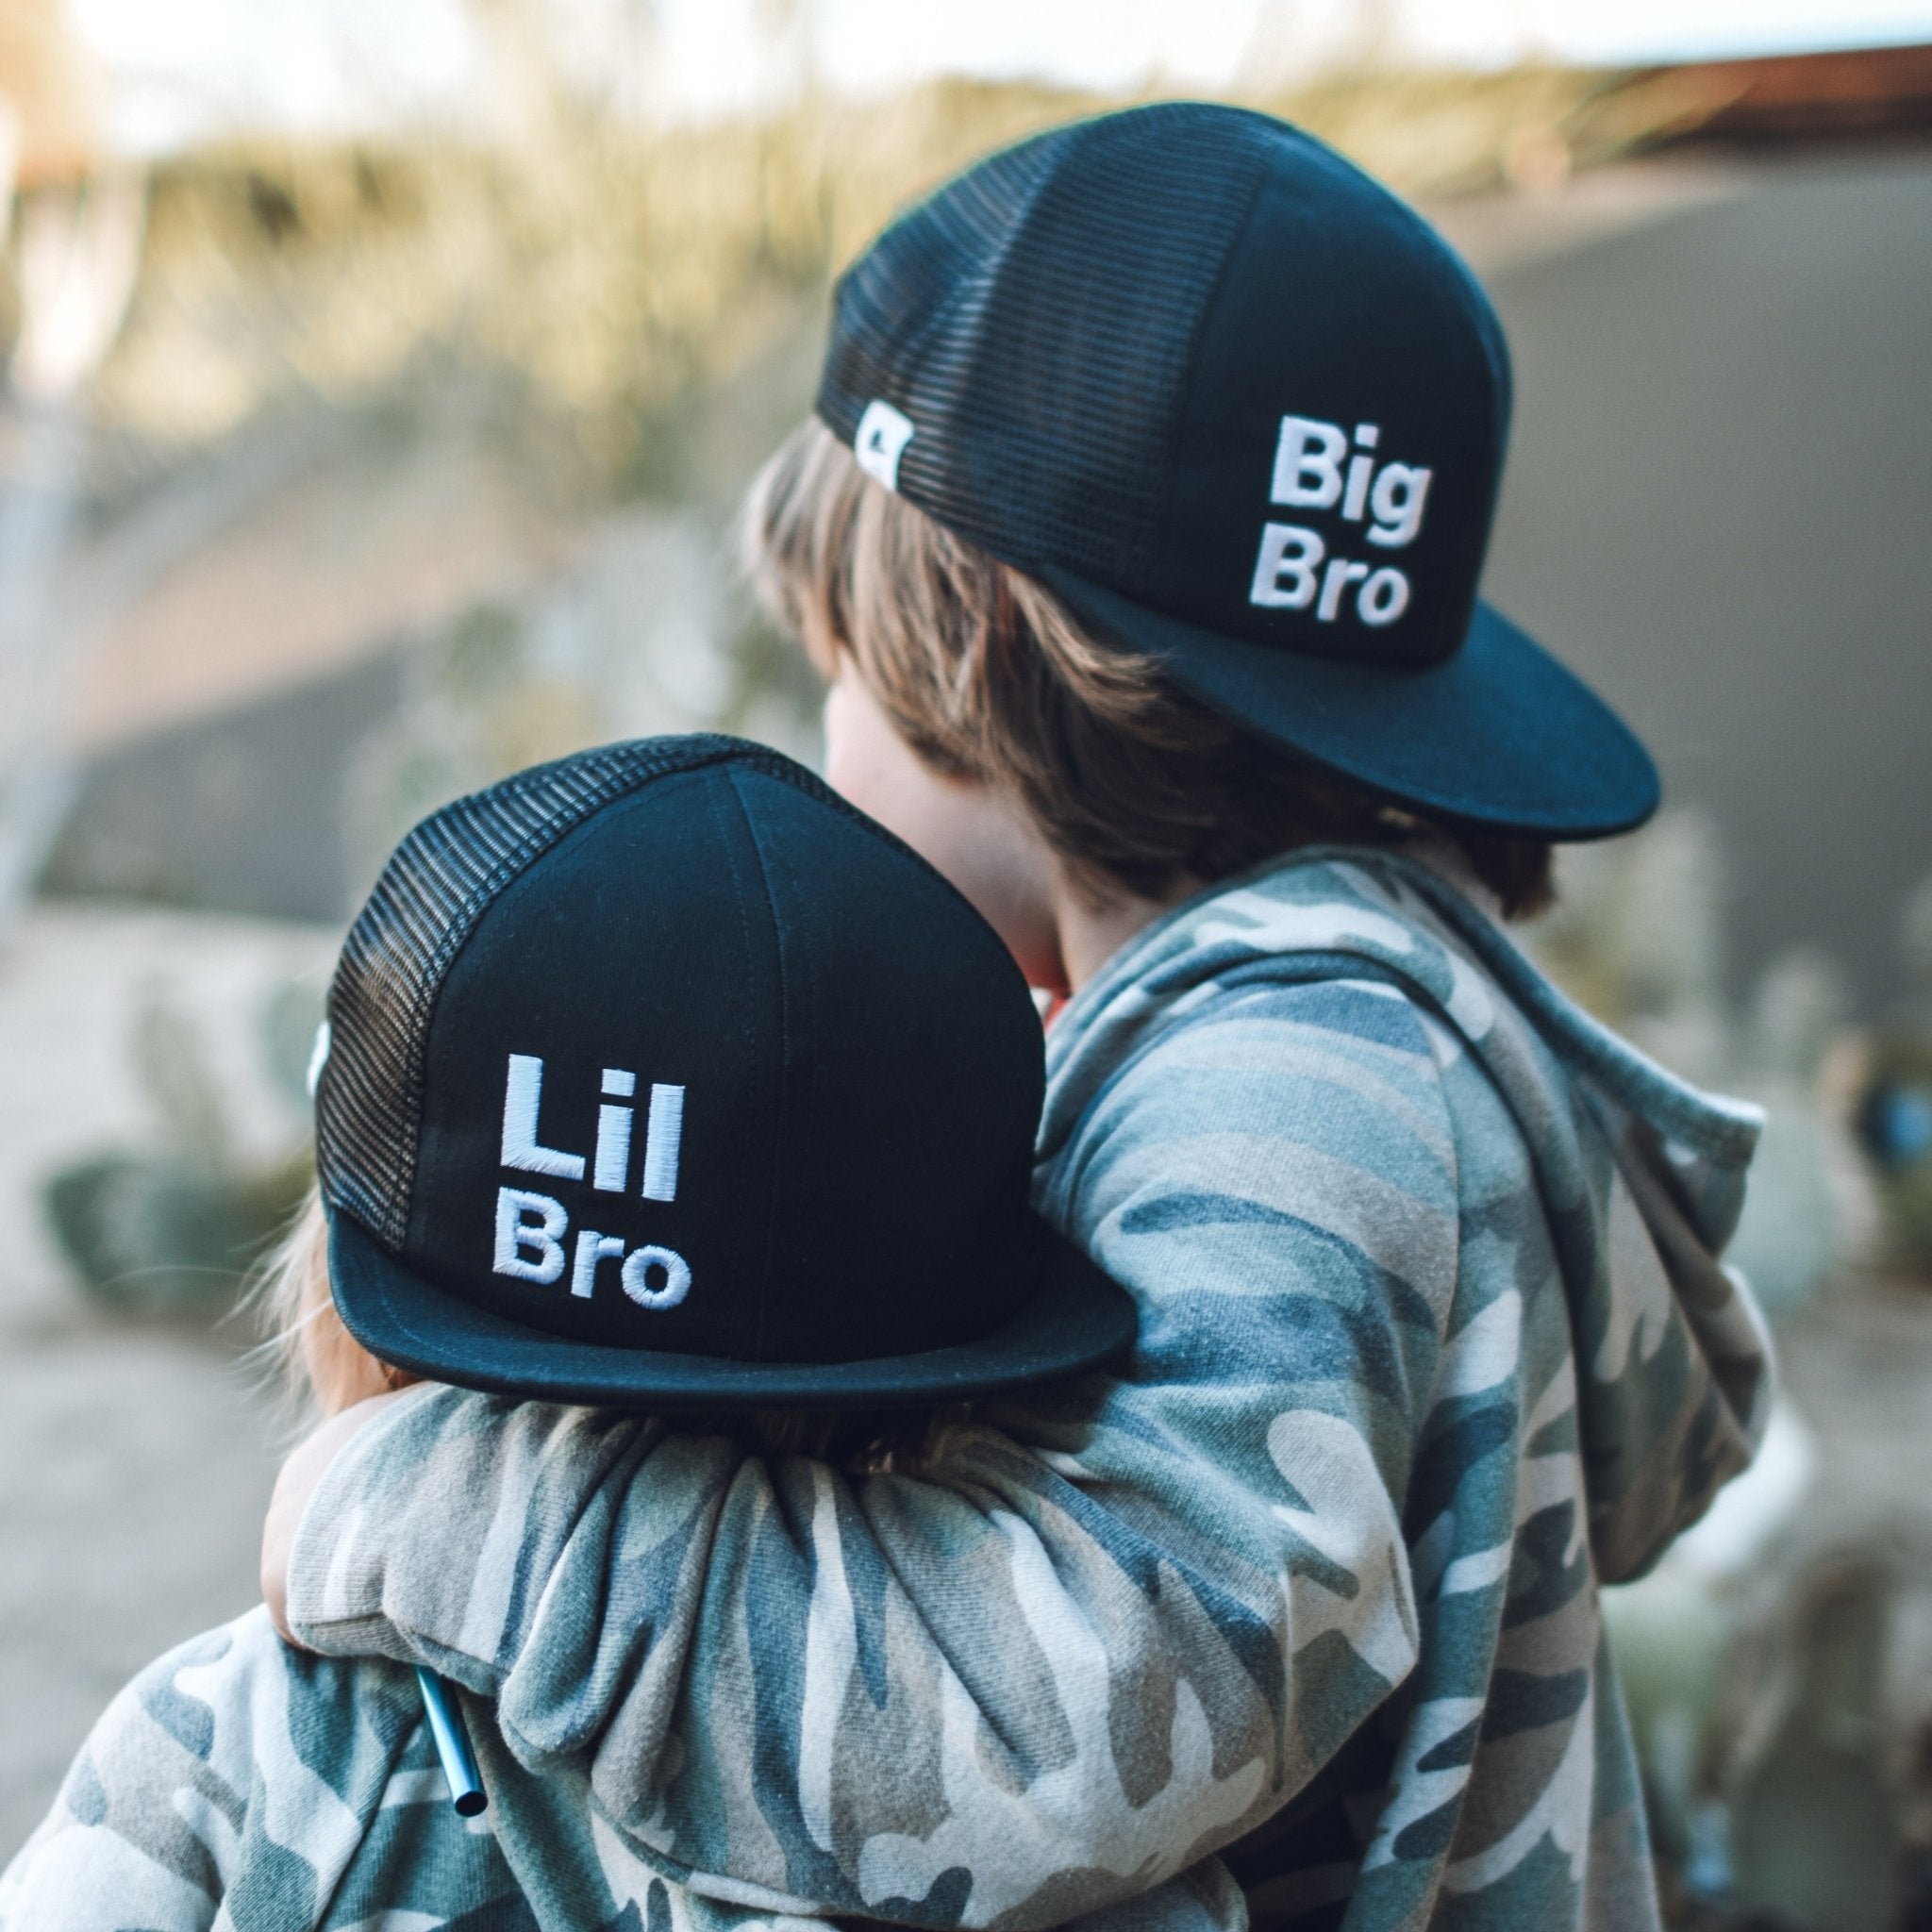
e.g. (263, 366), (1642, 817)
(305, 1285), (417, 1416)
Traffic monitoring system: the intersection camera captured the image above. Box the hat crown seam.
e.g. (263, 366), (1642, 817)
(723, 764), (794, 1367)
(325, 737), (766, 1249)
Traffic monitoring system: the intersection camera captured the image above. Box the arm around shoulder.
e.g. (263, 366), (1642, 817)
(282, 979), (1458, 1928)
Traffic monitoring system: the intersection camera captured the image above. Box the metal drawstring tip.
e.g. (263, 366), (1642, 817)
(414, 1665), (488, 1817)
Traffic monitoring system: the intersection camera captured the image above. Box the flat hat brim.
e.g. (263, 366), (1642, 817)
(328, 1210), (1137, 1410)
(1039, 570), (1659, 840)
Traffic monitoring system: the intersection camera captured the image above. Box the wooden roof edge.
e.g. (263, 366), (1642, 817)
(1638, 41), (1932, 142)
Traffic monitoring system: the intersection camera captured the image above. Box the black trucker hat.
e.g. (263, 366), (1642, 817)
(313, 735), (1135, 1407)
(817, 102), (1658, 839)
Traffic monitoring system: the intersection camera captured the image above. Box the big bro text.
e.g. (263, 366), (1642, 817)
(1249, 415), (1432, 628)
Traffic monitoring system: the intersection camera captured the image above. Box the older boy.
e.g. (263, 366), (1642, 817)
(262, 105), (1772, 1930)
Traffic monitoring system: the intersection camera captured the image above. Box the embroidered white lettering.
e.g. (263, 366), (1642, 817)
(1270, 416), (1347, 508)
(500, 1055), (586, 1181)
(622, 1244), (691, 1311)
(592, 1104), (632, 1193)
(1367, 464), (1432, 548)
(1250, 523), (1324, 608)
(641, 1084), (685, 1202)
(1341, 454), (1375, 523)
(1358, 568), (1411, 626)
(1250, 410), (1433, 622)
(494, 1187), (568, 1284)
(600, 1067), (636, 1097)
(571, 1228), (627, 1299)
(1318, 557), (1372, 622)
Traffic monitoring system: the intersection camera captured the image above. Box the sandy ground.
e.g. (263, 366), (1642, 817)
(0, 903), (336, 1861)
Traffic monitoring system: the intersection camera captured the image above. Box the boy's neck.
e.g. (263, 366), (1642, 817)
(1053, 876), (1197, 995)
(1048, 829), (1508, 996)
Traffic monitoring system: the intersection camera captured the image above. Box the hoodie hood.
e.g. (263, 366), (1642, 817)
(1041, 843), (1774, 1583)
(263, 841), (1763, 1930)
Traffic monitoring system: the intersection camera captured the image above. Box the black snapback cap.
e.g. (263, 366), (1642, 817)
(314, 735), (1135, 1407)
(817, 101), (1659, 840)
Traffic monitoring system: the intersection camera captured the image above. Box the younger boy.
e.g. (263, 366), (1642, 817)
(0, 737), (1151, 1930)
(261, 106), (1773, 1930)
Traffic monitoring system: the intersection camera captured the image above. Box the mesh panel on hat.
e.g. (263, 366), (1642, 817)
(318, 736), (788, 1250)
(818, 103), (1276, 582)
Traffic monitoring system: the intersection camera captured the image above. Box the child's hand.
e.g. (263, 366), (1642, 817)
(262, 1391), (417, 1646)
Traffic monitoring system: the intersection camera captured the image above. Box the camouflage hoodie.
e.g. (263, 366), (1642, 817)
(0, 848), (1772, 1932)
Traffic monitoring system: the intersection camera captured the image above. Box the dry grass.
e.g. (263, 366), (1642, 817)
(12, 60), (1734, 472)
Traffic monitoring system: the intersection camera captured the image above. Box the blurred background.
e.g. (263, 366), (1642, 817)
(1, 0), (1929, 1921)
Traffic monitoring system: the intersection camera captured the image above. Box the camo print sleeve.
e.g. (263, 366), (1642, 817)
(285, 850), (1770, 1930)
(0, 1628), (241, 1932)
(286, 974), (1457, 1929)
(0, 1607), (547, 1932)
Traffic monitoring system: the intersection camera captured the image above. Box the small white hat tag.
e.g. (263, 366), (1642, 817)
(855, 399), (915, 491)
(307, 1019), (332, 1099)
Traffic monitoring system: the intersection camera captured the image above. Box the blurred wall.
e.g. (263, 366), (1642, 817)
(36, 137), (1932, 1017)
(1481, 151), (1932, 1010)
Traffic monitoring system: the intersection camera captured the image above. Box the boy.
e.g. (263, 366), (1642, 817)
(259, 106), (1772, 1929)
(0, 737), (1158, 1929)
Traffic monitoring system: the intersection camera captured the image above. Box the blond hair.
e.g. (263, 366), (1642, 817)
(256, 1184), (415, 1419)
(746, 419), (1554, 918)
